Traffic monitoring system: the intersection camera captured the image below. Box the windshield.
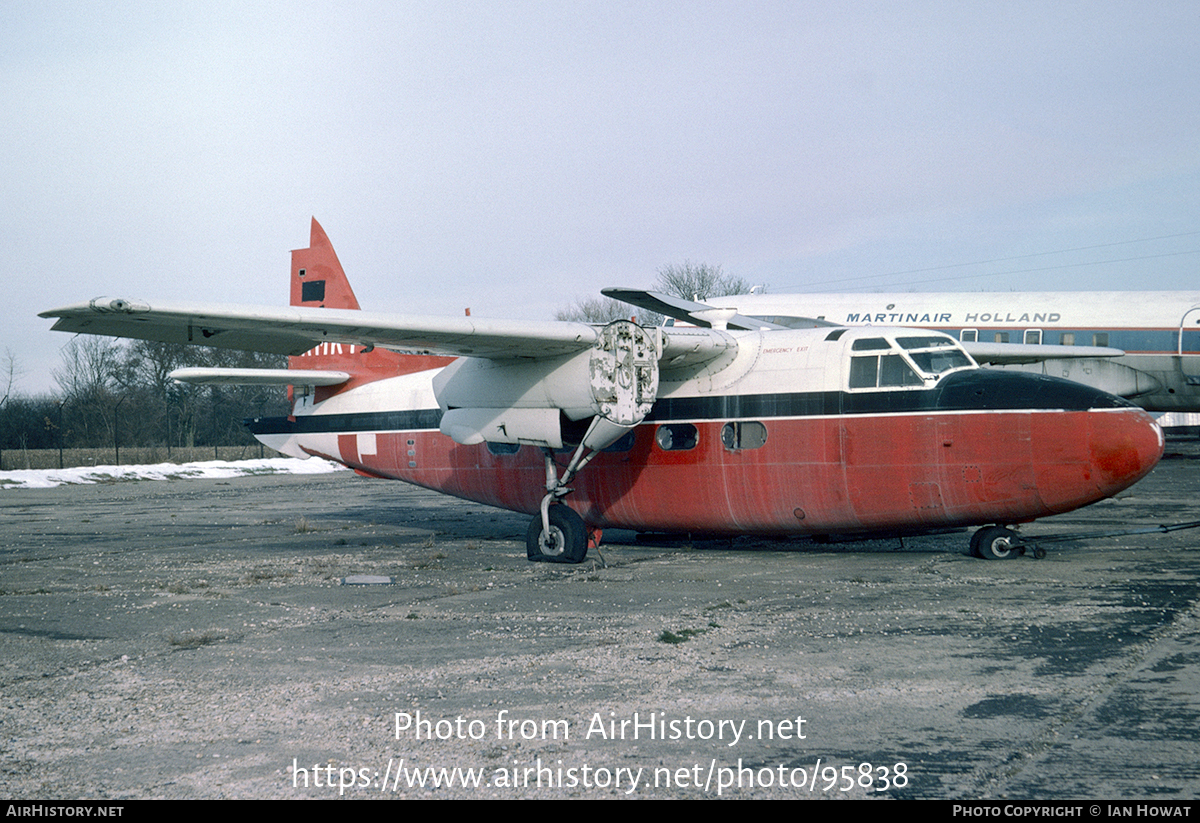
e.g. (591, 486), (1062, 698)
(896, 336), (972, 376)
(847, 333), (973, 390)
(907, 348), (972, 375)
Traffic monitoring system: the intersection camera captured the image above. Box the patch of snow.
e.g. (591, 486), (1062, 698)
(0, 457), (347, 490)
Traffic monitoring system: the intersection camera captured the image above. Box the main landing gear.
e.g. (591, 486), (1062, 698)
(968, 525), (1046, 560)
(525, 320), (659, 565)
(526, 503), (588, 563)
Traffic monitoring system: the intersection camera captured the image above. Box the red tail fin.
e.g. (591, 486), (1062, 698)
(291, 218), (361, 309)
(287, 219), (452, 402)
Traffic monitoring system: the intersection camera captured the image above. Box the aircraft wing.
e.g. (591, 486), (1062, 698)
(40, 297), (734, 365)
(602, 288), (795, 330)
(39, 297), (604, 360)
(962, 341), (1126, 365)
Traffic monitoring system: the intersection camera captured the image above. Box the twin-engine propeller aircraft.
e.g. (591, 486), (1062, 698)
(40, 220), (1165, 563)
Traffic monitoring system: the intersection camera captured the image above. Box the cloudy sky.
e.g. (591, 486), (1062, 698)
(5, 1), (1199, 393)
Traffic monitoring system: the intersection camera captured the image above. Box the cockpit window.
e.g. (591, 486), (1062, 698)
(848, 333), (972, 390)
(880, 355), (924, 386)
(849, 354), (923, 388)
(908, 348), (971, 375)
(896, 335), (972, 375)
(896, 336), (955, 349)
(849, 356), (876, 389)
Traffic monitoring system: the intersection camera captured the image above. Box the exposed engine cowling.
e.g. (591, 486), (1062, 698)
(435, 320), (661, 450)
(589, 321), (659, 425)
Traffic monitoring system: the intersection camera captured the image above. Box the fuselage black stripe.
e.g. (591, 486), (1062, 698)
(245, 371), (1127, 436)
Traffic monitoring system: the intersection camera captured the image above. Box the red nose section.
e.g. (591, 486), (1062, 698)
(1033, 408), (1163, 514)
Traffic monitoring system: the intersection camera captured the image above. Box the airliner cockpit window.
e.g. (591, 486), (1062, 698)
(849, 355), (878, 389)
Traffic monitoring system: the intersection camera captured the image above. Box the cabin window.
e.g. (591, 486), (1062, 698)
(1060, 332), (1075, 346)
(993, 332), (1010, 343)
(1024, 329), (1042, 345)
(960, 329), (978, 342)
(720, 421), (767, 451)
(655, 423), (697, 451)
(1093, 332), (1109, 347)
(486, 441), (521, 456)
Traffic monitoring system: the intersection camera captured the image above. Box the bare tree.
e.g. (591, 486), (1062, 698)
(0, 348), (20, 409)
(554, 259), (750, 326)
(654, 261), (751, 302)
(52, 337), (122, 401)
(555, 296), (641, 324)
(51, 338), (121, 447)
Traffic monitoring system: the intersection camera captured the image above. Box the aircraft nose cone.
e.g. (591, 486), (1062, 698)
(1032, 405), (1163, 514)
(936, 370), (1163, 514)
(1085, 406), (1164, 494)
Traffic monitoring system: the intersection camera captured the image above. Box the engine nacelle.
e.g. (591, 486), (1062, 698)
(434, 321), (660, 448)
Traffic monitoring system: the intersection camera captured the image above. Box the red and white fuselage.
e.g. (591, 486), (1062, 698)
(253, 324), (1163, 537)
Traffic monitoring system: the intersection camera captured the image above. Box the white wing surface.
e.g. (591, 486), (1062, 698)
(40, 297), (735, 365)
(40, 297), (600, 360)
(962, 341), (1126, 365)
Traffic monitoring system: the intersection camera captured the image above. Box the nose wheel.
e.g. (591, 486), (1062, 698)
(969, 525), (1045, 560)
(971, 526), (1018, 559)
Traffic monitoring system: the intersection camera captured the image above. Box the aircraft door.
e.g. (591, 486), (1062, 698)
(1179, 305), (1200, 385)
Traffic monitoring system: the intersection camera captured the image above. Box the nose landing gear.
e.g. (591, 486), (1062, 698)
(969, 525), (1046, 560)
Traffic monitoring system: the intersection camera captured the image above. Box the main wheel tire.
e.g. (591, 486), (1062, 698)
(526, 504), (588, 564)
(974, 525), (1019, 560)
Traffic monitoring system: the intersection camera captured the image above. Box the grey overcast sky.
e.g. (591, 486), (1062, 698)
(5, 1), (1200, 393)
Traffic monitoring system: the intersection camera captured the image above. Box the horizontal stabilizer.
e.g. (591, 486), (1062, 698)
(963, 341), (1125, 365)
(169, 367), (350, 386)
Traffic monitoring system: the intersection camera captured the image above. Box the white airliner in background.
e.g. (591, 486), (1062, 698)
(606, 289), (1200, 415)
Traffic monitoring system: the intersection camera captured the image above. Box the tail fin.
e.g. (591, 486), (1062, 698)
(291, 218), (361, 309)
(287, 218), (452, 402)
